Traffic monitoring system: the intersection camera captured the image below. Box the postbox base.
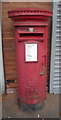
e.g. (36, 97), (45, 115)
(17, 98), (45, 111)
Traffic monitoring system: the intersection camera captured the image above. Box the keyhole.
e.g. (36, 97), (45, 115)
(42, 63), (43, 65)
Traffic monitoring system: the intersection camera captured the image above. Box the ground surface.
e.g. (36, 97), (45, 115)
(2, 93), (60, 118)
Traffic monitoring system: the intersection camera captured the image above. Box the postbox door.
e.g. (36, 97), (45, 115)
(16, 27), (47, 104)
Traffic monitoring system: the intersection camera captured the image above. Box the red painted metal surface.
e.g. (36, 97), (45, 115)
(8, 9), (52, 104)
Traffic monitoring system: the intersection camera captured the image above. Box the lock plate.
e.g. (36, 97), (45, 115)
(40, 72), (47, 75)
(40, 67), (47, 75)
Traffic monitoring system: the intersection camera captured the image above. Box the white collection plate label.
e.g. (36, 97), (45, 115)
(25, 43), (37, 62)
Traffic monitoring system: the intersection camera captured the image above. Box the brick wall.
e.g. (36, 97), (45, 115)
(2, 2), (52, 92)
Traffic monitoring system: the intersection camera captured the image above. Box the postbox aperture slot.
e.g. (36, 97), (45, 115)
(19, 33), (44, 39)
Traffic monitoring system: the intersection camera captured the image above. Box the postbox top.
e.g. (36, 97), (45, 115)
(8, 8), (52, 18)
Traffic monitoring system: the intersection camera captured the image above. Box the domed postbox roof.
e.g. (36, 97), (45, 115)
(8, 8), (52, 18)
(8, 8), (52, 26)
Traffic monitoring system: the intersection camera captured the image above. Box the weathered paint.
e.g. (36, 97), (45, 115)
(8, 8), (52, 104)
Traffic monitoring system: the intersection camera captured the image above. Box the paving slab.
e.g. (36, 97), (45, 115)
(2, 93), (59, 118)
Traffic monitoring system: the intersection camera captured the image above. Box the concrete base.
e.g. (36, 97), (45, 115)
(17, 98), (45, 111)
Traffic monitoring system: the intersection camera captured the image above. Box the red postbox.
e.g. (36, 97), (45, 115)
(8, 8), (52, 110)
